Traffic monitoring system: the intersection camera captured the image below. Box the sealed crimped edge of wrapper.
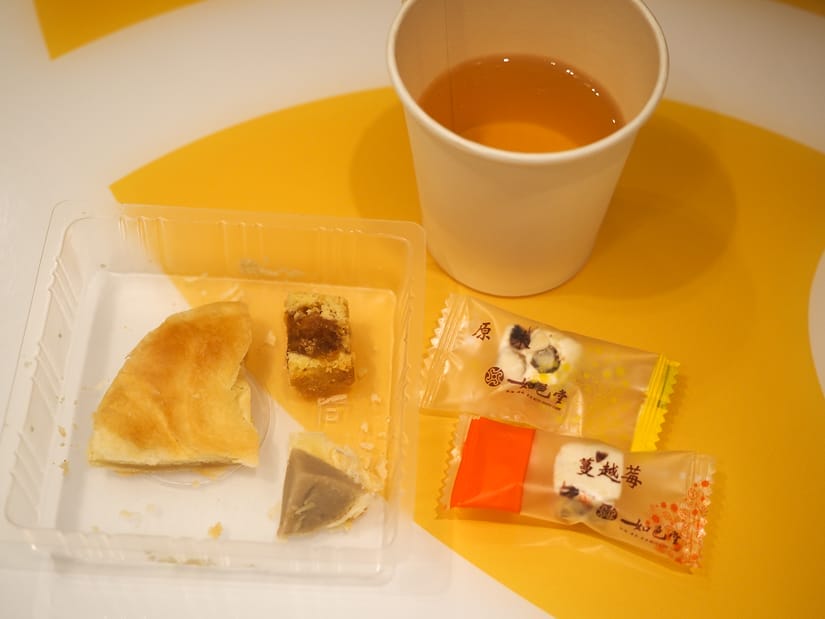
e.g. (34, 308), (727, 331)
(633, 354), (679, 451)
(422, 293), (679, 451)
(439, 416), (715, 569)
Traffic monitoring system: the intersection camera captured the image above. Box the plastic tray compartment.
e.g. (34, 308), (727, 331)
(2, 203), (426, 582)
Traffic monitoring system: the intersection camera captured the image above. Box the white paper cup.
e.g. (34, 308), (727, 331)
(388, 0), (668, 296)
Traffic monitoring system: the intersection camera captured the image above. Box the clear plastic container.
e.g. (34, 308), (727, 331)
(0, 202), (426, 582)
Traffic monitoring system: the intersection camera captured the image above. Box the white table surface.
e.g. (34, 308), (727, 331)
(1, 0), (823, 616)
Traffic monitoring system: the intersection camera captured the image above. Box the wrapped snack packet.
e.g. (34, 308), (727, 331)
(423, 294), (678, 450)
(440, 416), (715, 568)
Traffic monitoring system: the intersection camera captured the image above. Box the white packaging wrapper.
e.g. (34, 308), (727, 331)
(422, 294), (679, 450)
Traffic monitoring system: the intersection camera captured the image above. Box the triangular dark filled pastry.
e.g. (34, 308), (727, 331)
(278, 448), (369, 537)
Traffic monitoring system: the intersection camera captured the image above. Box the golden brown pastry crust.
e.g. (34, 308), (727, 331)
(88, 301), (260, 469)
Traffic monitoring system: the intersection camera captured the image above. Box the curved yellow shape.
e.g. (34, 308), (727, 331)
(112, 88), (420, 223)
(112, 88), (825, 618)
(776, 0), (825, 16)
(34, 0), (201, 58)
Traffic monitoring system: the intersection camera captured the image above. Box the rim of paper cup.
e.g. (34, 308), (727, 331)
(387, 0), (670, 165)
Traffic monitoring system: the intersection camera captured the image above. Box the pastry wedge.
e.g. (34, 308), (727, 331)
(277, 433), (371, 537)
(88, 301), (260, 469)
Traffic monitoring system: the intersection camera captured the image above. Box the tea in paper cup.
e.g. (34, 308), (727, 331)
(388, 0), (668, 296)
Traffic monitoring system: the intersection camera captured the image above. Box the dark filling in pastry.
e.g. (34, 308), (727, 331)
(286, 304), (345, 357)
(278, 449), (365, 537)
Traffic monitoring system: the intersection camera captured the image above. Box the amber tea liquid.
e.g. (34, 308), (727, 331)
(418, 54), (624, 153)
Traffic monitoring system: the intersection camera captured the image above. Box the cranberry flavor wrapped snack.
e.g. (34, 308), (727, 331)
(422, 294), (679, 450)
(441, 417), (715, 568)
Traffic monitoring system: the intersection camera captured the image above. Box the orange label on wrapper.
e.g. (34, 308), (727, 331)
(450, 418), (535, 512)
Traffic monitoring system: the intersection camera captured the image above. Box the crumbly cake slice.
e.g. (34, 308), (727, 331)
(285, 292), (355, 397)
(88, 301), (260, 469)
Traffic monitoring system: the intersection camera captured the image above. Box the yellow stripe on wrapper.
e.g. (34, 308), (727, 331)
(631, 356), (679, 451)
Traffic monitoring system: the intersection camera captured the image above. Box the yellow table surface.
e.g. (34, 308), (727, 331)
(109, 86), (825, 617)
(17, 0), (824, 615)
